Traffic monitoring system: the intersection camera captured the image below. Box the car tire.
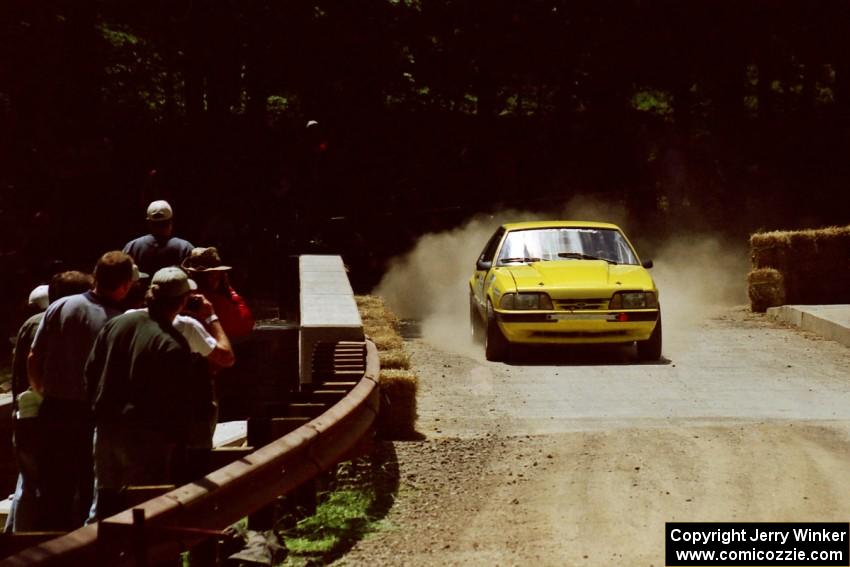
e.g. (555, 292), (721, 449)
(637, 316), (662, 362)
(485, 301), (510, 362)
(470, 296), (484, 344)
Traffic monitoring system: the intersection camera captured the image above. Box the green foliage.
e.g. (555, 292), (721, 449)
(631, 89), (673, 120)
(279, 478), (394, 566)
(100, 25), (141, 47)
(98, 21), (177, 123)
(266, 95), (290, 118)
(283, 489), (378, 556)
(277, 449), (399, 566)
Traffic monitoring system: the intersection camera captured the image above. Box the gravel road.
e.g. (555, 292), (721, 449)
(335, 308), (850, 566)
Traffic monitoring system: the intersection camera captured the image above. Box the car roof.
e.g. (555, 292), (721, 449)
(501, 220), (623, 231)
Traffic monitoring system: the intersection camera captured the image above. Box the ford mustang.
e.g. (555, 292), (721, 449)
(469, 221), (662, 361)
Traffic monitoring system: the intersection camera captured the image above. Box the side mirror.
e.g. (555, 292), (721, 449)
(641, 259), (654, 269)
(476, 259), (492, 271)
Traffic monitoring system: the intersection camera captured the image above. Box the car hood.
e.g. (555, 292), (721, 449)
(500, 261), (655, 294)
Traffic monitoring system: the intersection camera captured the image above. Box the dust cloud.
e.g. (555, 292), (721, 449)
(375, 211), (540, 358)
(375, 198), (749, 361)
(649, 235), (749, 355)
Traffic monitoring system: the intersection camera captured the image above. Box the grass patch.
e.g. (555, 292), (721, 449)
(280, 447), (400, 566)
(284, 489), (377, 556)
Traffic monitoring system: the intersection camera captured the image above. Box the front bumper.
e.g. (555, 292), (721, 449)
(495, 310), (659, 344)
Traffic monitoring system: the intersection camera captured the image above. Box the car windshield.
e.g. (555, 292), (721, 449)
(496, 227), (639, 265)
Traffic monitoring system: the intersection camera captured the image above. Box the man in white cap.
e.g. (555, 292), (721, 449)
(85, 266), (207, 521)
(27, 285), (49, 312)
(123, 199), (194, 276)
(5, 272), (92, 532)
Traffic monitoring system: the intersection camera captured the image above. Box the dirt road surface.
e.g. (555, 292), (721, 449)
(336, 308), (850, 566)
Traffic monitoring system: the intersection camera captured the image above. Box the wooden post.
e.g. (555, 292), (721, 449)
(247, 417), (275, 531)
(132, 508), (149, 567)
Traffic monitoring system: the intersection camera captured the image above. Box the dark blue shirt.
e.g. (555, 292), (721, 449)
(31, 291), (124, 402)
(123, 234), (193, 275)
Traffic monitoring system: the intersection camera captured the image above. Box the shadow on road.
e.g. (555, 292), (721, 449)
(505, 343), (673, 367)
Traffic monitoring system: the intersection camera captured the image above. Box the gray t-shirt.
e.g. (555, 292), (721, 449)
(123, 234), (193, 276)
(30, 291), (124, 402)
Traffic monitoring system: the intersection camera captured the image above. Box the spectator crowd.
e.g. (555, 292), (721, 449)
(5, 200), (254, 531)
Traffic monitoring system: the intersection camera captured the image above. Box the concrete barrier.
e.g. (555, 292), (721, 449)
(299, 256), (364, 385)
(767, 304), (850, 348)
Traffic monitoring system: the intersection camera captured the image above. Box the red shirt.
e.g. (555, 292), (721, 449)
(206, 287), (254, 339)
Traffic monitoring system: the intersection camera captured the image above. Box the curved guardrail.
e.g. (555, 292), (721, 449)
(0, 340), (380, 566)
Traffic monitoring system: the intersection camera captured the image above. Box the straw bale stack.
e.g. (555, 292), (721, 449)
(749, 225), (850, 307)
(747, 268), (785, 312)
(356, 295), (417, 437)
(355, 295), (401, 332)
(379, 349), (411, 371)
(376, 369), (419, 438)
(366, 329), (404, 352)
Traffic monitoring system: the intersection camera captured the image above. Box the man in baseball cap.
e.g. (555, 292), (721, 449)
(123, 200), (194, 276)
(27, 251), (140, 529)
(145, 200), (173, 221)
(85, 265), (208, 521)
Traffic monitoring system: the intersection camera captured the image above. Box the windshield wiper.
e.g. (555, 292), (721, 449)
(499, 257), (542, 264)
(557, 252), (618, 264)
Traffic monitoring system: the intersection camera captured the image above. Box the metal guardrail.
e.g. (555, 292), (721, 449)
(0, 340), (380, 566)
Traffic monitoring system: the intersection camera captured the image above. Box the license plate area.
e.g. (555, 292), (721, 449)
(547, 313), (612, 321)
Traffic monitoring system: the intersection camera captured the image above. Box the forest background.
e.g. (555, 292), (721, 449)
(2, 0), (850, 338)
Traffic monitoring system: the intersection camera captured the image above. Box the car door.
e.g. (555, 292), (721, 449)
(472, 227), (505, 312)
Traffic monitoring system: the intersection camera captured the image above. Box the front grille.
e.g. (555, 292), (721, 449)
(497, 313), (554, 323)
(553, 298), (609, 310)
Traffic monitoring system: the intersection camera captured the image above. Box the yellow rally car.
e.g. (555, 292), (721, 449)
(469, 221), (661, 361)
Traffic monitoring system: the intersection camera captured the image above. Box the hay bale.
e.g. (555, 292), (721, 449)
(750, 225), (850, 304)
(747, 268), (785, 312)
(750, 231), (791, 271)
(367, 329), (404, 351)
(377, 369), (418, 438)
(355, 295), (417, 437)
(356, 295), (401, 333)
(379, 348), (411, 370)
(354, 295), (384, 311)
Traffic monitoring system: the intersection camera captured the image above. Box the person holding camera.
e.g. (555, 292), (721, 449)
(181, 247), (254, 341)
(176, 291), (235, 371)
(85, 267), (206, 521)
(122, 267), (235, 450)
(175, 288), (236, 450)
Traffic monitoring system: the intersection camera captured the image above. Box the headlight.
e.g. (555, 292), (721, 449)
(500, 292), (554, 310)
(609, 291), (658, 309)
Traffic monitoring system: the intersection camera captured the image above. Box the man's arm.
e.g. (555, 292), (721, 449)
(26, 315), (48, 394)
(184, 295), (235, 368)
(12, 318), (37, 399)
(84, 328), (109, 405)
(204, 315), (235, 368)
(27, 351), (44, 394)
